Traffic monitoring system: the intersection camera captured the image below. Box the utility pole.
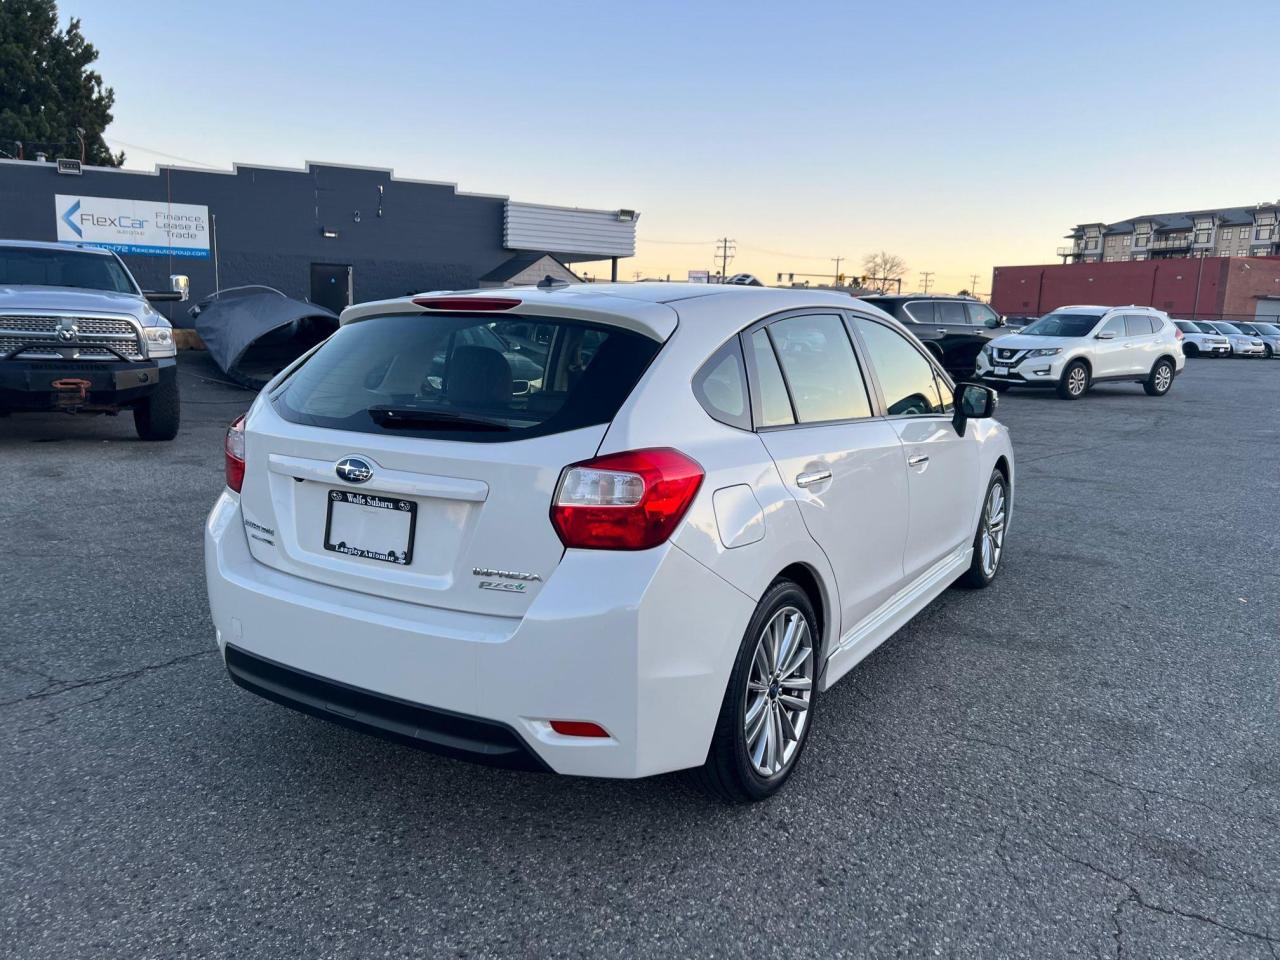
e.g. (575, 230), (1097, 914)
(831, 256), (844, 286)
(715, 238), (736, 283)
(919, 271), (934, 294)
(969, 273), (980, 296)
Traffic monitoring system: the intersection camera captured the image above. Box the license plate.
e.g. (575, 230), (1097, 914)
(324, 490), (416, 565)
(994, 366), (1009, 376)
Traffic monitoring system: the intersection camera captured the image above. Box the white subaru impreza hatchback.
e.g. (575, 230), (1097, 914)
(205, 284), (1013, 801)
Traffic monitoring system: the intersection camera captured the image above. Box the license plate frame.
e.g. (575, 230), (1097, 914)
(323, 489), (417, 566)
(994, 365), (1009, 376)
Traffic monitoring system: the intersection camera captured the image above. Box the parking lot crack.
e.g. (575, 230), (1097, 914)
(1033, 833), (1280, 952)
(0, 650), (215, 710)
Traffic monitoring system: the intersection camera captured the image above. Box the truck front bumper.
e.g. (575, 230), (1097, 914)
(0, 357), (175, 412)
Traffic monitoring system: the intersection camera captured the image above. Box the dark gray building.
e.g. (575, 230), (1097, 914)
(0, 157), (637, 323)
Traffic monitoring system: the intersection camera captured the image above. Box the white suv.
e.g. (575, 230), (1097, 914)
(975, 305), (1184, 400)
(205, 285), (1013, 801)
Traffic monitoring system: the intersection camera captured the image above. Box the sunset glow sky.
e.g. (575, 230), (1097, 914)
(75, 0), (1280, 294)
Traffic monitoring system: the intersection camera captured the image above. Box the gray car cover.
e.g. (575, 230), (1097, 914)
(192, 287), (339, 388)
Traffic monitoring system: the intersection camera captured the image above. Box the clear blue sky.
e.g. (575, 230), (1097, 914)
(73, 0), (1280, 291)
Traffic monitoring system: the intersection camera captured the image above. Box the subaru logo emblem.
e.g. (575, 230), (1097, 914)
(56, 319), (79, 342)
(335, 457), (374, 484)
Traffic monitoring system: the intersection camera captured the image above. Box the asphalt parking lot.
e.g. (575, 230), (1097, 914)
(2, 353), (1278, 959)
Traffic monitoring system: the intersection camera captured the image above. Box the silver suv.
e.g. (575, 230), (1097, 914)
(975, 305), (1185, 400)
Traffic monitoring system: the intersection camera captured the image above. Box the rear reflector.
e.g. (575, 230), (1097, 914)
(551, 448), (704, 551)
(412, 296), (521, 311)
(549, 720), (609, 738)
(225, 414), (246, 492)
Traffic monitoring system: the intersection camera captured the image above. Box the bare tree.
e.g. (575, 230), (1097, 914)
(861, 251), (907, 293)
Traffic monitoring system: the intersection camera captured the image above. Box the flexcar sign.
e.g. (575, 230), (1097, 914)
(54, 194), (210, 258)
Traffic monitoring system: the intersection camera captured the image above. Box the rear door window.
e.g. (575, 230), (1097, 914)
(747, 329), (796, 428)
(904, 301), (936, 324)
(273, 312), (660, 442)
(766, 314), (872, 423)
(936, 301), (968, 325)
(1124, 314), (1155, 336)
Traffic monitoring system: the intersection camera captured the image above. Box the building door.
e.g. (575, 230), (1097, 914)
(310, 263), (353, 315)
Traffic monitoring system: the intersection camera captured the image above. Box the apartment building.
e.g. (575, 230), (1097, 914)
(1060, 204), (1280, 264)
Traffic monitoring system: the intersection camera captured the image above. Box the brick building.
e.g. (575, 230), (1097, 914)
(991, 256), (1280, 323)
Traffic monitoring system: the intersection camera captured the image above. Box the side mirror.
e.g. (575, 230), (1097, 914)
(144, 275), (190, 303)
(1096, 331), (1116, 340)
(952, 382), (997, 436)
(988, 316), (1004, 328)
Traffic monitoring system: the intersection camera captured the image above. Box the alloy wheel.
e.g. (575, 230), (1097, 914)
(1067, 366), (1087, 396)
(1154, 363), (1172, 393)
(743, 605), (814, 778)
(980, 481), (1007, 578)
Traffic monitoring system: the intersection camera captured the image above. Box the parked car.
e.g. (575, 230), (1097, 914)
(1175, 320), (1231, 357)
(857, 294), (1011, 379)
(974, 305), (1184, 400)
(1230, 321), (1280, 358)
(1204, 321), (1266, 357)
(0, 239), (185, 439)
(205, 284), (1012, 802)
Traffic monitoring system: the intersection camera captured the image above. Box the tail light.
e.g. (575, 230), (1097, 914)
(225, 415), (246, 492)
(549, 720), (609, 738)
(1173, 327), (1184, 340)
(551, 448), (704, 550)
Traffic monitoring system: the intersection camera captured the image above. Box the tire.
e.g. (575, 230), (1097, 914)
(1183, 343), (1199, 358)
(1265, 344), (1274, 359)
(956, 469), (1008, 589)
(1056, 360), (1089, 400)
(133, 376), (181, 441)
(1143, 358), (1175, 397)
(693, 579), (819, 803)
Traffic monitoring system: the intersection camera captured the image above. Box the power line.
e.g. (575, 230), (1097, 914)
(102, 137), (223, 169)
(715, 238), (736, 282)
(919, 271), (935, 294)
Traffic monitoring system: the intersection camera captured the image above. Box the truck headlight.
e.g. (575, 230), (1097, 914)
(143, 326), (177, 358)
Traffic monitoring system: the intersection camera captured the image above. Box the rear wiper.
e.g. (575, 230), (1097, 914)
(367, 406), (510, 431)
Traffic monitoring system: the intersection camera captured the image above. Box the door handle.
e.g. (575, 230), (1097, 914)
(907, 454), (929, 467)
(796, 469), (833, 487)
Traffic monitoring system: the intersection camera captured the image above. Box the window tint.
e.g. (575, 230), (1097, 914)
(903, 301), (936, 324)
(1124, 314), (1154, 336)
(693, 338), (751, 430)
(1174, 320), (1198, 333)
(852, 316), (945, 416)
(768, 314), (872, 423)
(1100, 316), (1126, 337)
(967, 303), (1000, 327)
(937, 301), (967, 325)
(748, 329), (795, 427)
(274, 313), (659, 442)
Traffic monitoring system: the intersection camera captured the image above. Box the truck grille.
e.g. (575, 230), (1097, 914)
(0, 314), (143, 360)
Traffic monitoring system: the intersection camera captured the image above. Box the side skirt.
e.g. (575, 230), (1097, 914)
(819, 547), (971, 692)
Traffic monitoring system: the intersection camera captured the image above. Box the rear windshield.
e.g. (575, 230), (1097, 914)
(1020, 313), (1103, 337)
(0, 246), (137, 293)
(272, 312), (661, 442)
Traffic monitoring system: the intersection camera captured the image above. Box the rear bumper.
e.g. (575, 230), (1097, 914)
(204, 490), (755, 779)
(0, 356), (173, 411)
(224, 644), (550, 771)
